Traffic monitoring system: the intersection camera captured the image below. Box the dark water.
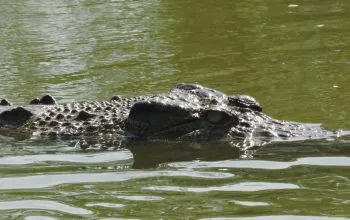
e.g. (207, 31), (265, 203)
(1, 1), (350, 219)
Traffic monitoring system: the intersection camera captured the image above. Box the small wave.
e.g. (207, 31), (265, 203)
(201, 216), (350, 220)
(231, 200), (270, 207)
(0, 170), (233, 190)
(0, 200), (92, 215)
(114, 195), (164, 201)
(170, 157), (350, 170)
(25, 216), (58, 220)
(85, 203), (125, 208)
(0, 151), (132, 165)
(143, 182), (299, 192)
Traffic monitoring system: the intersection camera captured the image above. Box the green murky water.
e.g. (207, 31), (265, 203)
(1, 1), (350, 219)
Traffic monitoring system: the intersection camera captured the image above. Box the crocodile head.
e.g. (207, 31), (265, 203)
(125, 83), (264, 142)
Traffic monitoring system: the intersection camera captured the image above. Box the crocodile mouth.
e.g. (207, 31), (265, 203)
(125, 101), (239, 140)
(125, 101), (201, 139)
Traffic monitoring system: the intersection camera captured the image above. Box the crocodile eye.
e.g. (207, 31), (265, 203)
(205, 110), (228, 124)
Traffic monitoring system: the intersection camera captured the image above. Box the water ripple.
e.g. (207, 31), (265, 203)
(143, 182), (299, 192)
(114, 195), (164, 201)
(231, 200), (270, 207)
(171, 157), (350, 170)
(25, 217), (58, 220)
(0, 151), (133, 165)
(0, 171), (233, 190)
(85, 203), (125, 208)
(0, 200), (92, 215)
(201, 216), (350, 220)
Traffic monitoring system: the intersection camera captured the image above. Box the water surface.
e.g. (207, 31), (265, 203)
(1, 0), (350, 219)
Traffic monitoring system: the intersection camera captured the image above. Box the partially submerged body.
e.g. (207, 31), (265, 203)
(0, 83), (346, 149)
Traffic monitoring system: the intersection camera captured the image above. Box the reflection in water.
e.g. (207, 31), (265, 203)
(143, 182), (299, 192)
(0, 0), (350, 219)
(128, 139), (350, 168)
(0, 200), (92, 215)
(1, 138), (350, 170)
(128, 141), (240, 168)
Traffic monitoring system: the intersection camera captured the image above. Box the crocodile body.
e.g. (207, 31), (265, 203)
(0, 83), (345, 148)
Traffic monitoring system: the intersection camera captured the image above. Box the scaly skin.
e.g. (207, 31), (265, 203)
(0, 83), (345, 149)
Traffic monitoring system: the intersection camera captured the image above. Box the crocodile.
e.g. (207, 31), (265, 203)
(0, 83), (346, 149)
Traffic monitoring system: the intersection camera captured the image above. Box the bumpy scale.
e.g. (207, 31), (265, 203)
(0, 83), (346, 149)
